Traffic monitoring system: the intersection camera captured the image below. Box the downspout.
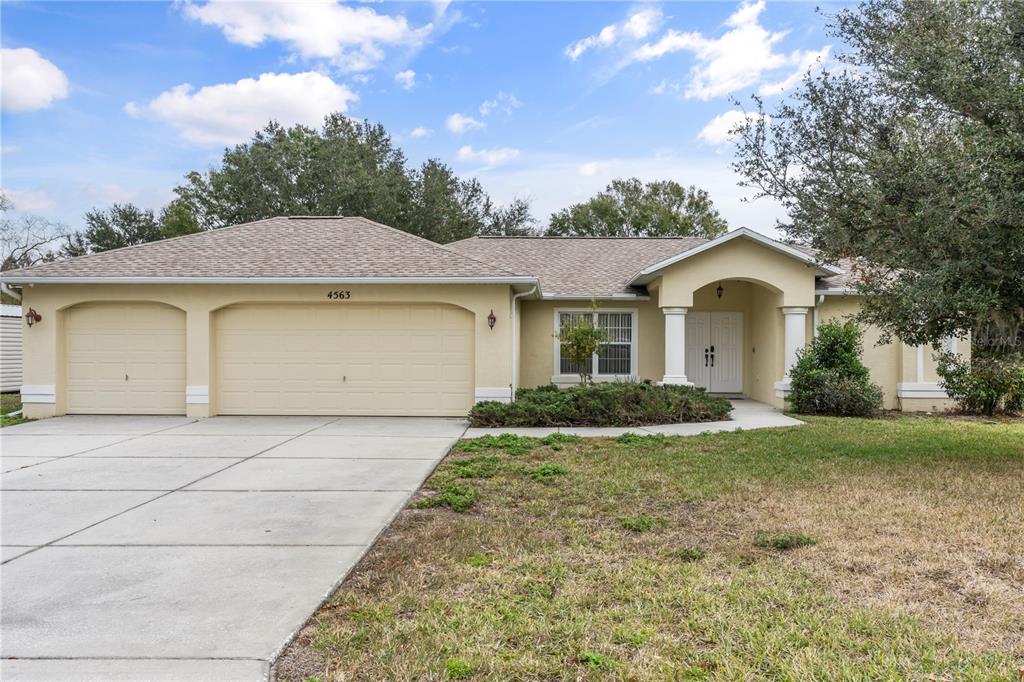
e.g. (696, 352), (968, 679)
(510, 285), (538, 401)
(812, 293), (824, 337)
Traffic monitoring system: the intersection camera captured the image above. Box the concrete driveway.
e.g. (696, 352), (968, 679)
(1, 415), (467, 681)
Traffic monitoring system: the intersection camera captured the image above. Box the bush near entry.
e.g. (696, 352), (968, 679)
(787, 320), (883, 417)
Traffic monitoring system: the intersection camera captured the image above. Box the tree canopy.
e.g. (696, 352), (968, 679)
(733, 0), (1024, 353)
(547, 178), (729, 238)
(62, 200), (203, 256)
(173, 115), (535, 243)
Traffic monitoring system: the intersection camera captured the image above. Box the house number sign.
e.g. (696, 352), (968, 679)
(326, 290), (352, 300)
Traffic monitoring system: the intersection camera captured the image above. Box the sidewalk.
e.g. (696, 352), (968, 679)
(463, 399), (804, 438)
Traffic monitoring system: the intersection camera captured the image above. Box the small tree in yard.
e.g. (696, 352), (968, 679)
(788, 320), (883, 417)
(557, 308), (607, 385)
(936, 353), (1024, 416)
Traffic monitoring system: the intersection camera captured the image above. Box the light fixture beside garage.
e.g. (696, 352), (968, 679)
(716, 282), (724, 299)
(487, 309), (497, 329)
(24, 307), (41, 327)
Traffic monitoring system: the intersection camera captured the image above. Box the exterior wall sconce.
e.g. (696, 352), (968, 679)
(25, 308), (42, 327)
(487, 309), (497, 329)
(716, 282), (724, 299)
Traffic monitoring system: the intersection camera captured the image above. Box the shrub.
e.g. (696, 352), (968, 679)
(467, 382), (732, 428)
(787, 320), (884, 417)
(937, 352), (1024, 416)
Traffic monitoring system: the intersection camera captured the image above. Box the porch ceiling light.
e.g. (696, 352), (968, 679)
(716, 282), (724, 299)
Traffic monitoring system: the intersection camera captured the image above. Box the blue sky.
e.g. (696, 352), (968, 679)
(1, 1), (841, 237)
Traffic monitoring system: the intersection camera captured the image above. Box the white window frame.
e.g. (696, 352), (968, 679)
(552, 307), (639, 384)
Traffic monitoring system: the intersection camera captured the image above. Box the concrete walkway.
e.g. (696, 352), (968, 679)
(1, 415), (467, 682)
(463, 399), (803, 438)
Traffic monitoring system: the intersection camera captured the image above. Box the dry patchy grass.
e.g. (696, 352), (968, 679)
(276, 417), (1023, 681)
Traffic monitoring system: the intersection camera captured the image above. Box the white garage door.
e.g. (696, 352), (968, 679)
(215, 304), (474, 416)
(65, 302), (186, 414)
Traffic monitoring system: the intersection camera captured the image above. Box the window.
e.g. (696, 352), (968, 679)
(555, 309), (637, 379)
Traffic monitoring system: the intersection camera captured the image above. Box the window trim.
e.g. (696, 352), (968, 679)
(552, 307), (639, 383)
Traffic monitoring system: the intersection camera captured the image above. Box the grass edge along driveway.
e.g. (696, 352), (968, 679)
(277, 416), (1024, 681)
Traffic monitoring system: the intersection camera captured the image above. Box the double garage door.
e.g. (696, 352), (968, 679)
(65, 302), (474, 416)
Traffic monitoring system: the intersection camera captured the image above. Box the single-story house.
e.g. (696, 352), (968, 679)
(0, 216), (963, 419)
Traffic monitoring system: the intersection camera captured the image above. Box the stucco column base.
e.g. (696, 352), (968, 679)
(186, 404), (212, 418)
(22, 403), (57, 420)
(661, 375), (694, 387)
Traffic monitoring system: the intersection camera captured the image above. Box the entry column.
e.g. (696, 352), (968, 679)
(775, 306), (809, 396)
(661, 307), (692, 385)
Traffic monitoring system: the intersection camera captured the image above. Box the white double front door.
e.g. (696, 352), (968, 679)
(685, 311), (743, 393)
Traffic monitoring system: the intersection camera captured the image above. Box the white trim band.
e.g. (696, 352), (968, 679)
(475, 387), (513, 404)
(186, 385), (210, 405)
(896, 382), (949, 399)
(21, 384), (56, 404)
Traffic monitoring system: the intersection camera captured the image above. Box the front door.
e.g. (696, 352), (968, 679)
(685, 312), (743, 393)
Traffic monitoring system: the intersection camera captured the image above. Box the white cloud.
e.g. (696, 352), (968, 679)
(578, 161), (609, 177)
(410, 126), (433, 138)
(1, 48), (70, 112)
(479, 91), (522, 117)
(181, 1), (430, 72)
(127, 71), (357, 146)
(457, 145), (520, 167)
(394, 69), (416, 90)
(759, 45), (831, 96)
(1, 145), (17, 155)
(446, 112), (485, 134)
(698, 110), (767, 145)
(630, 0), (830, 101)
(3, 188), (52, 212)
(566, 7), (662, 61)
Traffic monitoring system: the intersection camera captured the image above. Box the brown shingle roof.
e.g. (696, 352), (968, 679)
(448, 235), (707, 297)
(1, 217), (528, 281)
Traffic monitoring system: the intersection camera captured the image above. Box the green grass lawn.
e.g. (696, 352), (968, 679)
(276, 417), (1024, 681)
(0, 393), (31, 428)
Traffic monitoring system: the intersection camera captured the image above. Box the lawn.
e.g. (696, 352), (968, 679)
(0, 393), (30, 428)
(276, 417), (1024, 681)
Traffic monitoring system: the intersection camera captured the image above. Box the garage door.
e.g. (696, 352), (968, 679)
(215, 304), (474, 416)
(65, 302), (186, 414)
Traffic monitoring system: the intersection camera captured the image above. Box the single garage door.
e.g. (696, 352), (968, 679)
(215, 304), (474, 416)
(65, 302), (186, 414)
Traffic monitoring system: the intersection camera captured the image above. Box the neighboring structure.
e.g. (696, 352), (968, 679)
(1, 304), (24, 393)
(0, 217), (963, 419)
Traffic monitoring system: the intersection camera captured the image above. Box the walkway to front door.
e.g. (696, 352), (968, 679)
(685, 311), (743, 393)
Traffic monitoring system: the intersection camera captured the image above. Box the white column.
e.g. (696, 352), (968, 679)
(662, 307), (692, 385)
(782, 307), (810, 379)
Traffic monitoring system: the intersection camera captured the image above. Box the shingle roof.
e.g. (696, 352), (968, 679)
(1, 217), (528, 282)
(448, 235), (710, 297)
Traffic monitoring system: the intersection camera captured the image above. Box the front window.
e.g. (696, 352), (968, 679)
(557, 309), (636, 377)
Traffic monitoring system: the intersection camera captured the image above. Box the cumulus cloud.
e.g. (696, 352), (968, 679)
(446, 112), (485, 134)
(759, 45), (831, 96)
(394, 69), (416, 90)
(1, 48), (70, 112)
(126, 71), (357, 146)
(578, 161), (610, 177)
(410, 126), (433, 138)
(479, 91), (522, 117)
(457, 145), (520, 167)
(566, 7), (662, 61)
(698, 110), (767, 145)
(630, 0), (830, 101)
(181, 1), (431, 72)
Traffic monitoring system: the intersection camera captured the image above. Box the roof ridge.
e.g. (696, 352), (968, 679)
(352, 216), (524, 278)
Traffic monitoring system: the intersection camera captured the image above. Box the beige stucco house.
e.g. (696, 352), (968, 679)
(1, 216), (961, 420)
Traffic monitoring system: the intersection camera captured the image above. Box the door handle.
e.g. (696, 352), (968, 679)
(704, 348), (709, 367)
(710, 345), (715, 368)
